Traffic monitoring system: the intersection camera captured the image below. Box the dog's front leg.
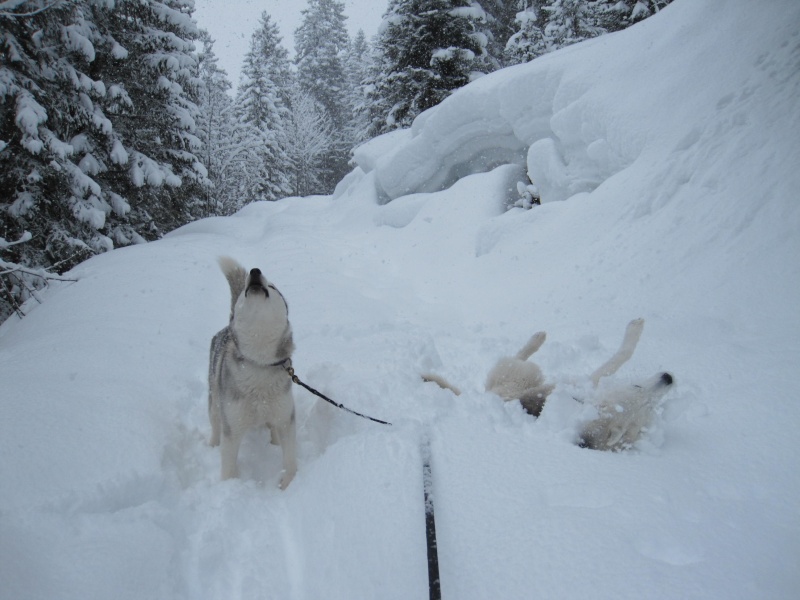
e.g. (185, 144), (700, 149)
(220, 430), (244, 480)
(209, 394), (221, 447)
(276, 410), (297, 490)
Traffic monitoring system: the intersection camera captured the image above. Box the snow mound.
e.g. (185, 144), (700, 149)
(350, 0), (800, 211)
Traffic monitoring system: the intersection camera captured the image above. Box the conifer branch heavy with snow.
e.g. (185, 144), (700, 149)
(1, 0), (208, 319)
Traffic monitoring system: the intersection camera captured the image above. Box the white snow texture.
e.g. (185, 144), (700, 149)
(1, 1), (799, 599)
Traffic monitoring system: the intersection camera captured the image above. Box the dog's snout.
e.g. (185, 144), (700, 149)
(661, 372), (674, 386)
(245, 268), (268, 297)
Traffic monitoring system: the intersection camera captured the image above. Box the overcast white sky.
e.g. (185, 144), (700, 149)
(193, 0), (388, 87)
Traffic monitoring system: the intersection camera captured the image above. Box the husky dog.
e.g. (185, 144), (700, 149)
(423, 319), (674, 451)
(208, 257), (297, 488)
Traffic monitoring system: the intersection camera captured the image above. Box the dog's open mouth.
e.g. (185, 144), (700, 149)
(245, 268), (270, 297)
(246, 281), (269, 297)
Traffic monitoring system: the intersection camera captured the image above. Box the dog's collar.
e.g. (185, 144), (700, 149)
(229, 330), (291, 370)
(234, 347), (291, 370)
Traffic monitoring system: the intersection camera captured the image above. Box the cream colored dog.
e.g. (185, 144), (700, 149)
(423, 319), (674, 451)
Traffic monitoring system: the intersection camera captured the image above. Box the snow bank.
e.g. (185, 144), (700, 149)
(351, 0), (798, 208)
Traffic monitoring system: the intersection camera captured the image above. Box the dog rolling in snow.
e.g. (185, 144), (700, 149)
(208, 257), (297, 488)
(575, 319), (673, 450)
(484, 330), (555, 418)
(424, 319), (674, 451)
(578, 369), (674, 451)
(422, 329), (557, 414)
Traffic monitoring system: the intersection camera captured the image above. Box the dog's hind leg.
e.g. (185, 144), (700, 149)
(515, 331), (547, 361)
(275, 410), (297, 490)
(589, 319), (645, 387)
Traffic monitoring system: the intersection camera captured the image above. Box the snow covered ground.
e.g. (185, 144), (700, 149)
(2, 1), (799, 598)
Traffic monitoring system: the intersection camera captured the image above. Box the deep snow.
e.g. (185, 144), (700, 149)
(2, 1), (799, 598)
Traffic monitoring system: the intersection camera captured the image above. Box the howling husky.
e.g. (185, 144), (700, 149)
(208, 257), (297, 488)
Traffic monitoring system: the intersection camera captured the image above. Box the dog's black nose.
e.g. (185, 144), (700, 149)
(244, 268), (268, 297)
(661, 372), (674, 385)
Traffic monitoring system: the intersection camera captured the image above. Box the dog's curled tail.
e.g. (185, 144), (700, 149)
(422, 373), (462, 396)
(218, 256), (247, 320)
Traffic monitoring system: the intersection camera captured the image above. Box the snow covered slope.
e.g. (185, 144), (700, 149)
(1, 1), (799, 598)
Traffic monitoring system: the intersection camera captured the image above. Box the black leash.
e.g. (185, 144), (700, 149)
(422, 438), (441, 600)
(282, 362), (392, 426)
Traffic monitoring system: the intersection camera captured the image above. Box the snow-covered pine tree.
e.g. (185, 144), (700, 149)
(294, 0), (351, 191)
(234, 12), (293, 202)
(0, 0), (133, 272)
(283, 85), (335, 198)
(539, 0), (606, 49)
(595, 0), (674, 32)
(504, 1), (673, 66)
(360, 36), (395, 141)
(344, 29), (373, 148)
(195, 31), (240, 215)
(369, 0), (491, 136)
(94, 0), (209, 237)
(473, 0), (524, 67)
(504, 2), (547, 64)
(1, 0), (208, 320)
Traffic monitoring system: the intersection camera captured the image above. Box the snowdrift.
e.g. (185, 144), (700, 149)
(2, 1), (799, 599)
(353, 0), (799, 211)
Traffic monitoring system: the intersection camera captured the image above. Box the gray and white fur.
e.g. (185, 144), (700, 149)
(208, 257), (297, 488)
